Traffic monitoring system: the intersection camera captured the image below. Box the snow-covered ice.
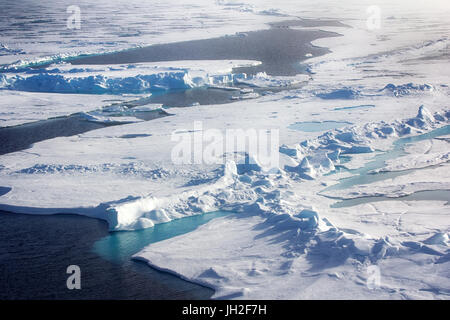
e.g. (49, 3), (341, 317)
(1, 0), (449, 299)
(0, 90), (129, 127)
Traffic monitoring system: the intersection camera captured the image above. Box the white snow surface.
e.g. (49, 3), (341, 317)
(0, 0), (449, 299)
(0, 90), (129, 127)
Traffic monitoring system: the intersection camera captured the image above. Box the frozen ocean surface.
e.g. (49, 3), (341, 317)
(0, 0), (449, 299)
(288, 121), (351, 132)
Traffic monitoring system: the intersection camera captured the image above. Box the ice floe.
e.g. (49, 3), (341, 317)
(0, 61), (259, 94)
(1, 0), (450, 300)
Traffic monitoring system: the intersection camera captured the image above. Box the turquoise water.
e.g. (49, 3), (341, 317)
(331, 189), (450, 208)
(93, 210), (233, 263)
(334, 104), (375, 111)
(288, 121), (351, 132)
(0, 210), (214, 299)
(325, 125), (450, 192)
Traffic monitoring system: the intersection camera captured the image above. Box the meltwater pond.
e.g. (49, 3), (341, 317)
(333, 104), (375, 111)
(332, 189), (450, 208)
(93, 210), (233, 263)
(325, 125), (450, 192)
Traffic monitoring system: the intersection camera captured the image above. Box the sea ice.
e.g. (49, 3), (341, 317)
(1, 0), (449, 300)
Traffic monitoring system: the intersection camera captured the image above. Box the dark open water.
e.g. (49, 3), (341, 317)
(0, 210), (213, 299)
(70, 25), (338, 76)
